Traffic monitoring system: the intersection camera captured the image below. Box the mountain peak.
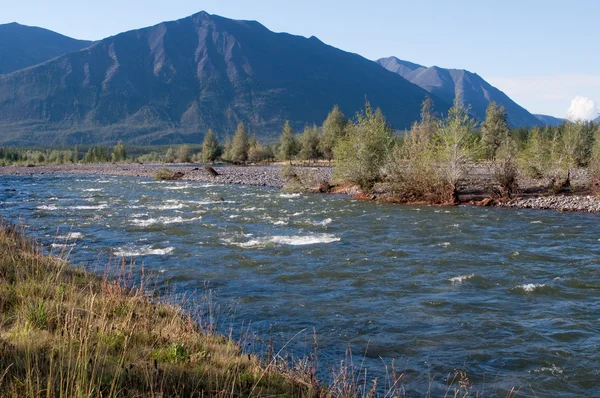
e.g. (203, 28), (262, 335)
(0, 13), (445, 145)
(377, 56), (541, 127)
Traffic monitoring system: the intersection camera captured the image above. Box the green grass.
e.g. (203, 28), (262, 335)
(0, 222), (317, 397)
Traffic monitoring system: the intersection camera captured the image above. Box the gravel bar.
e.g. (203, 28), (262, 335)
(0, 163), (333, 189)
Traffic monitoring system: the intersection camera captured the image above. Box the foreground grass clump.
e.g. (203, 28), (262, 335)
(0, 223), (314, 397)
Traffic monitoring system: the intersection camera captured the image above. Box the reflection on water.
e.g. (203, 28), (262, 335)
(1, 174), (600, 397)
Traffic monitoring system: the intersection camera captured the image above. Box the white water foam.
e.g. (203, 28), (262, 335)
(163, 184), (195, 190)
(114, 245), (174, 257)
(130, 216), (201, 227)
(56, 232), (84, 240)
(150, 204), (185, 210)
(37, 204), (59, 211)
(83, 188), (102, 192)
(72, 204), (108, 210)
(51, 243), (76, 248)
(228, 233), (340, 248)
(314, 218), (332, 226)
(280, 193), (301, 198)
(449, 274), (475, 284)
(517, 283), (546, 292)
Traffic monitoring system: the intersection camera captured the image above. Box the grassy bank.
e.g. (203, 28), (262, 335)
(0, 222), (316, 397)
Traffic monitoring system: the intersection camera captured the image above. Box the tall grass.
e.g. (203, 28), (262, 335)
(0, 222), (315, 397)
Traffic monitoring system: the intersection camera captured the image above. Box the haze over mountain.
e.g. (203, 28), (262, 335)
(534, 114), (565, 127)
(377, 56), (542, 128)
(0, 22), (92, 75)
(0, 12), (446, 146)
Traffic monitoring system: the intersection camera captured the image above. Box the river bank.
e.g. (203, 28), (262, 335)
(0, 221), (316, 397)
(1, 163), (599, 213)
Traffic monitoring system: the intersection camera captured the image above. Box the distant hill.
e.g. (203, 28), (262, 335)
(594, 116), (600, 124)
(0, 22), (92, 75)
(534, 114), (565, 127)
(377, 56), (542, 128)
(0, 12), (447, 146)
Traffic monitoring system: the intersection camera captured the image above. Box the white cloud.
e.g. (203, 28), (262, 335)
(486, 74), (600, 117)
(566, 96), (600, 121)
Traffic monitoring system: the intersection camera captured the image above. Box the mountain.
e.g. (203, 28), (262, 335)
(594, 116), (600, 124)
(0, 23), (92, 75)
(377, 56), (541, 128)
(534, 114), (565, 127)
(0, 12), (446, 146)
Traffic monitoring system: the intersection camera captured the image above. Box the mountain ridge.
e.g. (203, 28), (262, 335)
(377, 56), (542, 128)
(0, 22), (92, 75)
(534, 114), (565, 127)
(0, 12), (447, 145)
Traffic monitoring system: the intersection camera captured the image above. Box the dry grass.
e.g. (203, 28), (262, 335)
(0, 222), (315, 397)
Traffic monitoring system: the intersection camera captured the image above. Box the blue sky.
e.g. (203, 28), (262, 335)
(2, 0), (599, 119)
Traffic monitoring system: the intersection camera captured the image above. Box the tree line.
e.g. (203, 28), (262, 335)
(2, 101), (600, 204)
(334, 98), (600, 203)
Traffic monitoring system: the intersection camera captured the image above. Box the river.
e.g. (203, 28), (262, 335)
(1, 174), (599, 397)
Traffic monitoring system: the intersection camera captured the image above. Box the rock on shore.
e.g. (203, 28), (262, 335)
(498, 195), (600, 213)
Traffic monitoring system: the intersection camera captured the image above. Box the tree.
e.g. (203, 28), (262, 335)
(164, 148), (176, 163)
(435, 99), (478, 203)
(230, 122), (249, 164)
(201, 129), (220, 164)
(221, 137), (233, 163)
(589, 124), (600, 188)
(561, 120), (593, 168)
(111, 140), (127, 162)
(299, 124), (321, 162)
(279, 121), (298, 163)
(320, 105), (347, 162)
(176, 145), (192, 163)
(386, 97), (446, 203)
(481, 102), (510, 160)
(334, 101), (395, 192)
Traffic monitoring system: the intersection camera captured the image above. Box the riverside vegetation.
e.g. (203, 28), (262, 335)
(2, 98), (600, 205)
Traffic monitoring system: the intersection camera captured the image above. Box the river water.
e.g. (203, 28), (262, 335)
(1, 174), (599, 396)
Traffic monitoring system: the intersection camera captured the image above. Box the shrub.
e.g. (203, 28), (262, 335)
(334, 102), (394, 193)
(154, 168), (183, 181)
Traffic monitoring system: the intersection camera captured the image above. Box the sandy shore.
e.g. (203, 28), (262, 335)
(2, 163), (600, 213)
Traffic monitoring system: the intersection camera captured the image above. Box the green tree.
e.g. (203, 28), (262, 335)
(320, 105), (347, 162)
(589, 124), (600, 188)
(230, 122), (249, 164)
(73, 146), (79, 163)
(299, 124), (321, 162)
(435, 99), (478, 203)
(176, 145), (192, 163)
(111, 140), (127, 162)
(164, 148), (176, 163)
(561, 120), (593, 168)
(481, 102), (510, 159)
(279, 121), (298, 164)
(201, 129), (220, 164)
(386, 97), (446, 203)
(334, 102), (395, 192)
